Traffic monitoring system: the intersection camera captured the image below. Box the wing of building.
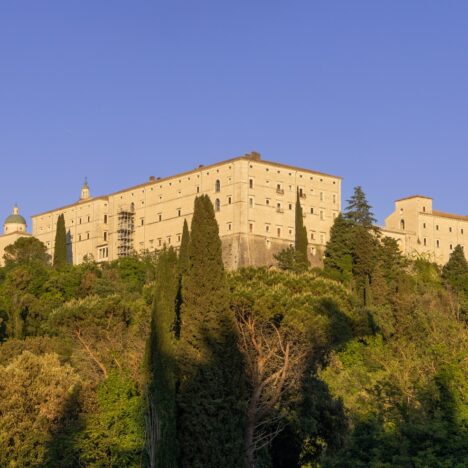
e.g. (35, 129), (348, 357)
(384, 195), (468, 264)
(31, 152), (342, 269)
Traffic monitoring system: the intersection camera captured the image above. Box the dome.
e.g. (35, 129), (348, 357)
(4, 205), (26, 230)
(5, 213), (26, 225)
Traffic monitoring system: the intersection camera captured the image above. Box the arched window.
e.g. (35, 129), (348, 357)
(215, 198), (221, 212)
(400, 219), (405, 230)
(215, 180), (221, 192)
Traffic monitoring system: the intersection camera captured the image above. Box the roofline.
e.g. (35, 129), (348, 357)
(31, 152), (342, 218)
(395, 195), (433, 203)
(32, 196), (109, 218)
(430, 210), (468, 222)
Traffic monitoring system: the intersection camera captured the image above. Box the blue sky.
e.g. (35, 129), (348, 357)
(1, 1), (467, 226)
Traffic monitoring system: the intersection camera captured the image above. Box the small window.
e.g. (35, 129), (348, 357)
(266, 225), (270, 233)
(104, 214), (108, 224)
(320, 211), (324, 221)
(436, 225), (439, 231)
(449, 227), (453, 233)
(249, 223), (253, 233)
(215, 199), (221, 212)
(158, 214), (162, 222)
(423, 206), (426, 212)
(141, 218), (144, 226)
(87, 216), (90, 222)
(87, 232), (90, 240)
(289, 203), (292, 210)
(266, 199), (270, 206)
(228, 197), (232, 204)
(333, 194), (336, 204)
(249, 198), (254, 208)
(104, 232), (108, 241)
(436, 240), (440, 248)
(197, 186), (200, 193)
(228, 223), (232, 231)
(423, 223), (426, 228)
(178, 209), (181, 217)
(423, 237), (427, 246)
(450, 244), (453, 250)
(400, 219), (405, 230)
(277, 227), (281, 237)
(249, 179), (254, 189)
(215, 180), (221, 192)
(310, 208), (314, 214)
(462, 229), (464, 235)
(320, 192), (324, 202)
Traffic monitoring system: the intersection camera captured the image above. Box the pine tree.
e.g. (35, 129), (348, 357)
(177, 195), (244, 467)
(145, 247), (179, 467)
(442, 245), (468, 302)
(295, 190), (309, 269)
(345, 186), (377, 228)
(324, 214), (353, 282)
(53, 214), (67, 268)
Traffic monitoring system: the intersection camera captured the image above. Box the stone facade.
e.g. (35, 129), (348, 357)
(384, 195), (468, 264)
(31, 152), (342, 269)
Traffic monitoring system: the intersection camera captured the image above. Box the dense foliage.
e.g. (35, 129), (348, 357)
(0, 189), (466, 467)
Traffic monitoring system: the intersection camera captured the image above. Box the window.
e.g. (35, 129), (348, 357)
(215, 180), (221, 192)
(130, 202), (135, 212)
(423, 237), (427, 246)
(104, 232), (108, 241)
(228, 223), (232, 231)
(215, 199), (221, 212)
(98, 247), (109, 260)
(249, 179), (254, 189)
(289, 203), (292, 210)
(249, 198), (254, 208)
(400, 219), (405, 230)
(423, 206), (426, 212)
(436, 225), (439, 231)
(87, 216), (90, 222)
(158, 214), (162, 222)
(79, 218), (82, 224)
(320, 192), (324, 202)
(449, 227), (453, 233)
(158, 239), (162, 246)
(141, 218), (144, 226)
(228, 196), (232, 204)
(310, 208), (314, 214)
(249, 223), (253, 233)
(310, 232), (315, 240)
(266, 199), (270, 206)
(423, 223), (426, 228)
(462, 229), (465, 235)
(87, 232), (90, 240)
(320, 210), (324, 220)
(104, 214), (108, 224)
(197, 186), (200, 193)
(178, 209), (181, 217)
(333, 194), (336, 204)
(450, 244), (453, 250)
(277, 227), (281, 237)
(79, 234), (82, 242)
(436, 240), (440, 248)
(265, 225), (270, 233)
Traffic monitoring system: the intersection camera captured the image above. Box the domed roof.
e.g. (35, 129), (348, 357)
(5, 213), (26, 225)
(4, 205), (26, 225)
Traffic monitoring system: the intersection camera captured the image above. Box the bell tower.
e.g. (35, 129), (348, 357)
(80, 178), (90, 200)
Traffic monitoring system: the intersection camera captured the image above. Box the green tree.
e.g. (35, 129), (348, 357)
(178, 218), (190, 276)
(345, 186), (377, 228)
(324, 214), (353, 282)
(442, 244), (468, 288)
(3, 236), (50, 267)
(295, 190), (309, 269)
(145, 247), (179, 467)
(178, 195), (244, 467)
(0, 351), (80, 467)
(53, 214), (67, 268)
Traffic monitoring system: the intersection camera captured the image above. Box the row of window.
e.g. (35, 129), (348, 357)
(422, 238), (463, 251)
(421, 221), (465, 235)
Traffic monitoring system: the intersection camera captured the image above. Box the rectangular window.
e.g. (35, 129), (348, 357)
(228, 197), (232, 204)
(249, 179), (254, 189)
(249, 223), (253, 233)
(104, 215), (108, 224)
(265, 225), (270, 233)
(277, 227), (281, 237)
(436, 240), (440, 248)
(320, 192), (324, 202)
(228, 223), (232, 231)
(104, 232), (108, 241)
(141, 218), (144, 226)
(249, 197), (254, 208)
(158, 214), (162, 222)
(423, 237), (427, 246)
(178, 209), (181, 217)
(320, 210), (324, 220)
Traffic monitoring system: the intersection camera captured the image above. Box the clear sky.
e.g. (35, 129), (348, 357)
(1, 1), (467, 227)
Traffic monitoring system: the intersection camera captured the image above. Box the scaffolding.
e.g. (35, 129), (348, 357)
(117, 206), (135, 258)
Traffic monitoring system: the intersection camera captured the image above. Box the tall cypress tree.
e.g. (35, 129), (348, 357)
(178, 219), (190, 276)
(295, 190), (309, 269)
(177, 195), (244, 467)
(145, 247), (179, 467)
(324, 214), (353, 282)
(53, 214), (67, 268)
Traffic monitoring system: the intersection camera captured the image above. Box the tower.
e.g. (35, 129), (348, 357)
(80, 178), (90, 200)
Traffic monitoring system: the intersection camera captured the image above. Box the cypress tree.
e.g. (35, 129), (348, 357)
(295, 190), (309, 269)
(145, 247), (179, 467)
(324, 214), (353, 282)
(177, 195), (244, 467)
(178, 218), (190, 276)
(53, 214), (67, 268)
